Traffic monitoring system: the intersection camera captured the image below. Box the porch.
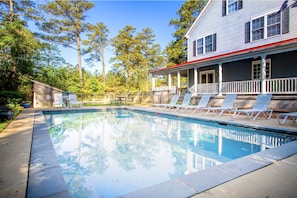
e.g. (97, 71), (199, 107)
(188, 77), (297, 95)
(152, 77), (297, 112)
(153, 77), (297, 95)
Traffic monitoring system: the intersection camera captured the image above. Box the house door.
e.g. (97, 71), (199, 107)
(251, 59), (271, 80)
(200, 70), (215, 84)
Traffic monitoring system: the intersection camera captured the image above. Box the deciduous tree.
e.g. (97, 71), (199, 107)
(0, 0), (41, 92)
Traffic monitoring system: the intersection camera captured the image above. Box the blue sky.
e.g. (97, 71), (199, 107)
(59, 0), (184, 73)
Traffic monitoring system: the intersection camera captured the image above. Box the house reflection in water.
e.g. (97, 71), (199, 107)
(183, 126), (290, 175)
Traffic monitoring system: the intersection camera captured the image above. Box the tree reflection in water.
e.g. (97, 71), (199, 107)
(44, 110), (297, 198)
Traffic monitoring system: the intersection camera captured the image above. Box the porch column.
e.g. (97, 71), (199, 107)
(168, 73), (172, 90)
(187, 70), (190, 90)
(261, 55), (266, 94)
(177, 71), (181, 89)
(33, 92), (36, 108)
(218, 63), (222, 96)
(152, 75), (155, 91)
(194, 67), (198, 93)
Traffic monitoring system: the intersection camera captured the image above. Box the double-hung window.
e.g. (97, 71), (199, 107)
(193, 34), (216, 56)
(205, 35), (214, 53)
(222, 0), (243, 16)
(228, 0), (238, 14)
(197, 38), (204, 55)
(252, 11), (281, 41)
(245, 9), (289, 43)
(267, 12), (281, 37)
(252, 16), (264, 41)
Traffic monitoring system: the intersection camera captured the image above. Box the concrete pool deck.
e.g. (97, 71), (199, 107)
(0, 107), (297, 197)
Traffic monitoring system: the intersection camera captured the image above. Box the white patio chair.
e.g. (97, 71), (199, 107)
(69, 94), (83, 108)
(184, 94), (211, 113)
(231, 94), (273, 120)
(52, 93), (66, 108)
(203, 94), (237, 116)
(171, 92), (193, 111)
(153, 94), (180, 109)
(277, 112), (297, 125)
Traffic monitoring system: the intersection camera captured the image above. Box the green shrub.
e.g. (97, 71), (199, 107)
(7, 102), (23, 118)
(0, 90), (25, 106)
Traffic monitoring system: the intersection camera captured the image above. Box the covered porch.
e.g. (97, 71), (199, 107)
(151, 40), (297, 102)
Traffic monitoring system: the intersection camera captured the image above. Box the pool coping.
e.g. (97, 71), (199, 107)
(27, 107), (297, 198)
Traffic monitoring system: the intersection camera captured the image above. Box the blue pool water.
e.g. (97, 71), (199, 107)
(43, 109), (297, 198)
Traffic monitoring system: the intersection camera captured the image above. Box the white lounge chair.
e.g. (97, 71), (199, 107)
(153, 94), (180, 109)
(69, 94), (83, 108)
(53, 93), (66, 108)
(277, 112), (297, 125)
(231, 94), (273, 120)
(203, 94), (237, 116)
(184, 94), (211, 113)
(171, 92), (193, 111)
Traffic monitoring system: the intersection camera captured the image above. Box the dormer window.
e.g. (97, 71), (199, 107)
(222, 0), (243, 16)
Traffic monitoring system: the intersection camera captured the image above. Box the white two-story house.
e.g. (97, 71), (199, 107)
(151, 0), (297, 110)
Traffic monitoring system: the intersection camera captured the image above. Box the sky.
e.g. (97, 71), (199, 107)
(59, 0), (185, 73)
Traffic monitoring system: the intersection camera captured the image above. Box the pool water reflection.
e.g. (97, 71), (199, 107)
(43, 110), (297, 198)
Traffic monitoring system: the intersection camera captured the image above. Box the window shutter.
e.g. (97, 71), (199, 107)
(212, 34), (217, 51)
(245, 22), (250, 43)
(222, 0), (226, 16)
(193, 40), (197, 56)
(238, 0), (243, 10)
(282, 8), (289, 34)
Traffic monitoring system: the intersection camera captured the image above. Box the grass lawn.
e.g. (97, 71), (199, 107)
(0, 120), (11, 133)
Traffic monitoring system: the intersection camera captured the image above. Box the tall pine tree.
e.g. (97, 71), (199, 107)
(166, 0), (206, 66)
(83, 22), (109, 84)
(39, 0), (94, 89)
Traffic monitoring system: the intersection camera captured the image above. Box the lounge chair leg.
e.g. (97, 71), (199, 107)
(278, 115), (288, 125)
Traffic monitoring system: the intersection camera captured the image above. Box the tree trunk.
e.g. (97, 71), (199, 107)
(101, 47), (105, 85)
(9, 0), (14, 22)
(77, 35), (83, 89)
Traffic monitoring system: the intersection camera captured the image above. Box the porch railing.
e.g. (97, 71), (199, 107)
(188, 83), (218, 94)
(266, 77), (297, 94)
(179, 77), (297, 95)
(222, 80), (260, 94)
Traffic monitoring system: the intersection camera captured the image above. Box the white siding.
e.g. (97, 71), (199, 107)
(187, 0), (297, 62)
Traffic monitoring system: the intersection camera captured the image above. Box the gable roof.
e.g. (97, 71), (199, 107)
(184, 0), (213, 39)
(31, 80), (63, 92)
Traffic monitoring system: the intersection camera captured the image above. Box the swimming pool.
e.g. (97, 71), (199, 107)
(43, 109), (297, 198)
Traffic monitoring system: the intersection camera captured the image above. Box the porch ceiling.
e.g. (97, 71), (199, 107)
(152, 38), (297, 76)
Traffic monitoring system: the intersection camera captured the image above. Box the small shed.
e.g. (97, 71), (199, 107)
(31, 80), (63, 108)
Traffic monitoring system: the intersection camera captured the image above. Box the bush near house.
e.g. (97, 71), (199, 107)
(0, 91), (25, 132)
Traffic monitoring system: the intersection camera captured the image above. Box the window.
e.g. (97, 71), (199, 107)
(252, 59), (271, 80)
(222, 0), (242, 16)
(193, 40), (196, 57)
(252, 17), (264, 41)
(205, 35), (213, 53)
(246, 9), (289, 43)
(193, 34), (216, 56)
(197, 38), (204, 54)
(228, 0), (238, 14)
(267, 12), (281, 37)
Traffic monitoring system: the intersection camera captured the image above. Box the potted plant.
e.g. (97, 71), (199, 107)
(21, 101), (31, 108)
